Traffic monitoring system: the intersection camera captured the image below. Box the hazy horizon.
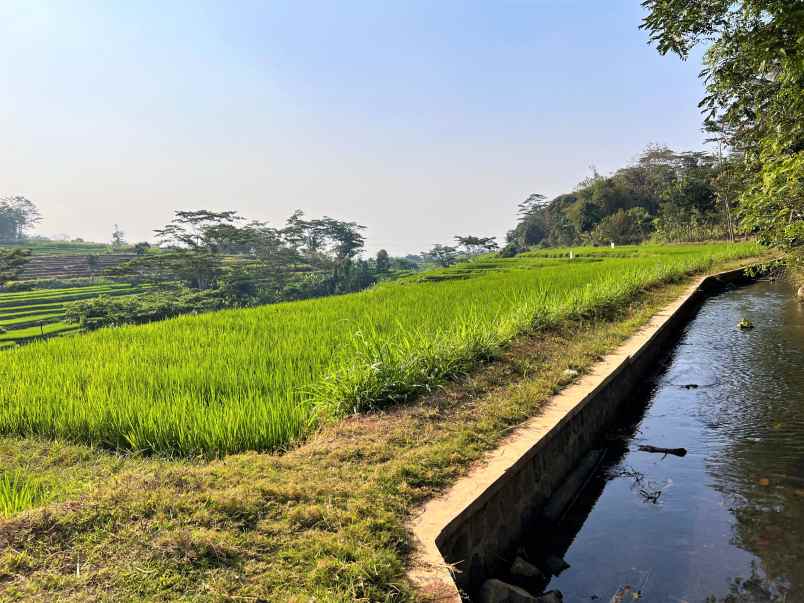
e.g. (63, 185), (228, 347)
(1, 1), (709, 256)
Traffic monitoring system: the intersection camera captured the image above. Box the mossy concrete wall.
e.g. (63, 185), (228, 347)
(408, 268), (752, 601)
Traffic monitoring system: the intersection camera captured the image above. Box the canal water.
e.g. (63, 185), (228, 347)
(523, 281), (804, 602)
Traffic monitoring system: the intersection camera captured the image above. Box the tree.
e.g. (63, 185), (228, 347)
(661, 175), (717, 215)
(455, 235), (499, 255)
(247, 223), (304, 296)
(112, 224), (127, 248)
(116, 209), (374, 300)
(375, 249), (391, 272)
(279, 212), (367, 292)
(507, 144), (737, 248)
(0, 196), (41, 241)
(426, 244), (458, 267)
(566, 199), (603, 233)
(281, 212), (366, 263)
(154, 210), (244, 250)
(133, 242), (151, 255)
(86, 255), (100, 280)
(149, 210), (248, 290)
(84, 208), (381, 327)
(641, 0), (804, 253)
(324, 218), (366, 262)
(739, 149), (803, 249)
(0, 248), (31, 286)
(591, 208), (653, 245)
(517, 193), (548, 216)
(326, 218), (367, 293)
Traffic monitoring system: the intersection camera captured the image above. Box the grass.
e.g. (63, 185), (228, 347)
(0, 283), (143, 345)
(0, 251), (766, 602)
(0, 472), (49, 518)
(0, 243), (760, 457)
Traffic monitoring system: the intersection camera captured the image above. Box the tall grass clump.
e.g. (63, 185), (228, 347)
(0, 471), (49, 517)
(0, 243), (759, 456)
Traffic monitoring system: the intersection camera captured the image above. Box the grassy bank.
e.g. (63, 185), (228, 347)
(0, 250), (764, 602)
(0, 243), (759, 456)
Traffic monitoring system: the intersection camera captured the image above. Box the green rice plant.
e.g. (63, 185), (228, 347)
(0, 321), (79, 341)
(0, 243), (760, 456)
(0, 471), (49, 517)
(0, 282), (132, 302)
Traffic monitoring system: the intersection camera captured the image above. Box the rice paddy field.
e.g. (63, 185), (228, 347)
(0, 243), (760, 457)
(1, 240), (111, 255)
(0, 283), (144, 347)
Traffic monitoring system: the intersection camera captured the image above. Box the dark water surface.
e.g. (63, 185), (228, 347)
(528, 281), (804, 602)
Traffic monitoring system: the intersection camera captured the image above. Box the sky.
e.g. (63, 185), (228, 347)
(0, 1), (710, 256)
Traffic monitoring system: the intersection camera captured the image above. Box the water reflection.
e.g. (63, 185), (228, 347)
(516, 281), (804, 602)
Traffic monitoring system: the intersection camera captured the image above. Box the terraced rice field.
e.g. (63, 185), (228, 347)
(0, 283), (144, 346)
(17, 253), (137, 280)
(0, 243), (760, 456)
(1, 240), (111, 255)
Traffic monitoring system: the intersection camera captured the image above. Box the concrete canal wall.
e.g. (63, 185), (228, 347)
(408, 267), (753, 601)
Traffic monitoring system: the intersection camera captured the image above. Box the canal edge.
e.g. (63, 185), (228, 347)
(406, 266), (754, 601)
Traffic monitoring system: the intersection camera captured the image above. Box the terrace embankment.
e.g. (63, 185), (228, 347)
(17, 253), (135, 280)
(408, 267), (755, 601)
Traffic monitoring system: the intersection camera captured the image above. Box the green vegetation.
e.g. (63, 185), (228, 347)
(506, 146), (738, 252)
(0, 283), (144, 345)
(642, 0), (802, 266)
(0, 240), (111, 255)
(63, 287), (243, 330)
(0, 471), (49, 518)
(0, 255), (766, 602)
(0, 248), (31, 286)
(0, 5), (795, 600)
(0, 243), (758, 456)
(62, 209), (418, 329)
(1, 276), (123, 293)
(0, 196), (40, 243)
(2, 203), (423, 338)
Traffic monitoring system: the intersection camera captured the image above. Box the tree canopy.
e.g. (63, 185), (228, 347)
(0, 196), (41, 242)
(111, 224), (127, 249)
(642, 0), (803, 253)
(375, 249), (391, 273)
(111, 209), (372, 297)
(70, 209), (387, 328)
(507, 145), (734, 248)
(425, 244), (459, 267)
(455, 235), (499, 255)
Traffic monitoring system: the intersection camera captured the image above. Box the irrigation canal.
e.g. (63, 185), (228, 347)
(509, 280), (804, 602)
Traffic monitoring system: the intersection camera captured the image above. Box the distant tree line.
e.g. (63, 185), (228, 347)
(0, 198), (423, 328)
(67, 209), (414, 329)
(504, 145), (739, 252)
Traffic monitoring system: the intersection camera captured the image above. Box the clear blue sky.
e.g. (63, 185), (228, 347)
(1, 1), (708, 255)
